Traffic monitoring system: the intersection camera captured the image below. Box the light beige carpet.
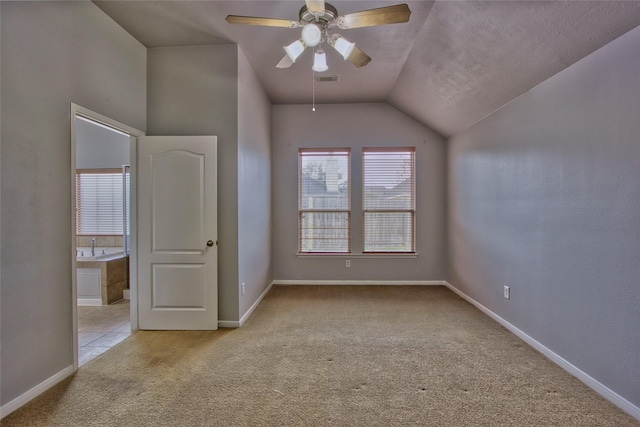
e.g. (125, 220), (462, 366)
(3, 285), (638, 426)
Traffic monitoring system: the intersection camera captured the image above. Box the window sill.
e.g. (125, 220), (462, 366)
(296, 253), (418, 259)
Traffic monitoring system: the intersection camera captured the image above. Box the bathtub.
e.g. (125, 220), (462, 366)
(76, 247), (128, 305)
(76, 246), (124, 261)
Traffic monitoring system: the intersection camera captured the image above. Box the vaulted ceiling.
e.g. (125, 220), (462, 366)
(93, 1), (640, 137)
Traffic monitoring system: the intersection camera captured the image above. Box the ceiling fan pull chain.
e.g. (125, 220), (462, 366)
(312, 58), (316, 112)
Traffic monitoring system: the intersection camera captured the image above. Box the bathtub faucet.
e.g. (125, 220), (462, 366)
(91, 238), (95, 257)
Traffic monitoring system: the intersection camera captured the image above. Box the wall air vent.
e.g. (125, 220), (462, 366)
(314, 74), (340, 82)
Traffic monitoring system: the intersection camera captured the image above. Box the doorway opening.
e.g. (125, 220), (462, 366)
(71, 104), (144, 369)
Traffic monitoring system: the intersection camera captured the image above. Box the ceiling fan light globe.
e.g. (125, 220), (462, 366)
(333, 36), (355, 60)
(313, 51), (328, 72)
(301, 23), (322, 47)
(284, 40), (306, 62)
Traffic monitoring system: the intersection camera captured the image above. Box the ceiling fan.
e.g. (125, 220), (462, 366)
(226, 0), (411, 72)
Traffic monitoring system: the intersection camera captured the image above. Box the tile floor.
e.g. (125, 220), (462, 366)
(78, 299), (132, 366)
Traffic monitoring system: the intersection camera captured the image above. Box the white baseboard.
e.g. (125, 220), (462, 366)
(77, 298), (102, 306)
(217, 320), (240, 328)
(272, 280), (446, 286)
(123, 289), (130, 299)
(218, 281), (276, 329)
(0, 365), (74, 419)
(239, 281), (274, 326)
(443, 281), (640, 421)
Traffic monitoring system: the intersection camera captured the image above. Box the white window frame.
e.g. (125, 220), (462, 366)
(362, 147), (416, 254)
(298, 148), (351, 254)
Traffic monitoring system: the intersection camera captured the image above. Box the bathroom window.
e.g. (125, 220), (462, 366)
(298, 148), (351, 253)
(76, 169), (125, 235)
(362, 147), (415, 253)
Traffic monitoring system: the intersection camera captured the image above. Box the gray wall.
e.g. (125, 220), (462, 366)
(147, 45), (240, 322)
(1, 1), (146, 407)
(272, 103), (447, 281)
(448, 26), (640, 408)
(76, 117), (130, 169)
(237, 49), (272, 317)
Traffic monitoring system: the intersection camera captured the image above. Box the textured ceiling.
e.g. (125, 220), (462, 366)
(388, 0), (640, 136)
(93, 0), (640, 137)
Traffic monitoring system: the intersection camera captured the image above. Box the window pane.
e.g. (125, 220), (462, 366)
(299, 149), (351, 253)
(299, 212), (350, 253)
(363, 151), (414, 210)
(363, 183), (413, 210)
(363, 212), (414, 252)
(76, 172), (124, 235)
(300, 152), (350, 210)
(363, 148), (415, 253)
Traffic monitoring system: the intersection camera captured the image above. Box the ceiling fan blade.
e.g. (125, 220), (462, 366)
(226, 15), (300, 28)
(305, 0), (326, 14)
(276, 54), (294, 69)
(337, 4), (411, 29)
(347, 46), (372, 68)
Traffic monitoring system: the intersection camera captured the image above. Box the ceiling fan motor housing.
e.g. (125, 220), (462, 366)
(299, 3), (338, 24)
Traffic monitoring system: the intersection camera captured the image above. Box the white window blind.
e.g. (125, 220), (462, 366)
(363, 148), (415, 253)
(298, 149), (351, 253)
(76, 169), (125, 235)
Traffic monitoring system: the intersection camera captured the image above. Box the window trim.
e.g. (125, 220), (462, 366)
(362, 147), (416, 254)
(298, 148), (351, 254)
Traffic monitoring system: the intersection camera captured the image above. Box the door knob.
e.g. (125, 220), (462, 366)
(206, 240), (215, 247)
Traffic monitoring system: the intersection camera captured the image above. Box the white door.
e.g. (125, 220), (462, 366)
(138, 136), (217, 330)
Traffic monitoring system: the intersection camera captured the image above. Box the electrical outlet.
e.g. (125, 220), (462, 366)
(346, 260), (351, 268)
(503, 286), (510, 299)
(241, 282), (245, 296)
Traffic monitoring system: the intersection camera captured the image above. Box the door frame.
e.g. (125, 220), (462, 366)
(70, 103), (144, 371)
